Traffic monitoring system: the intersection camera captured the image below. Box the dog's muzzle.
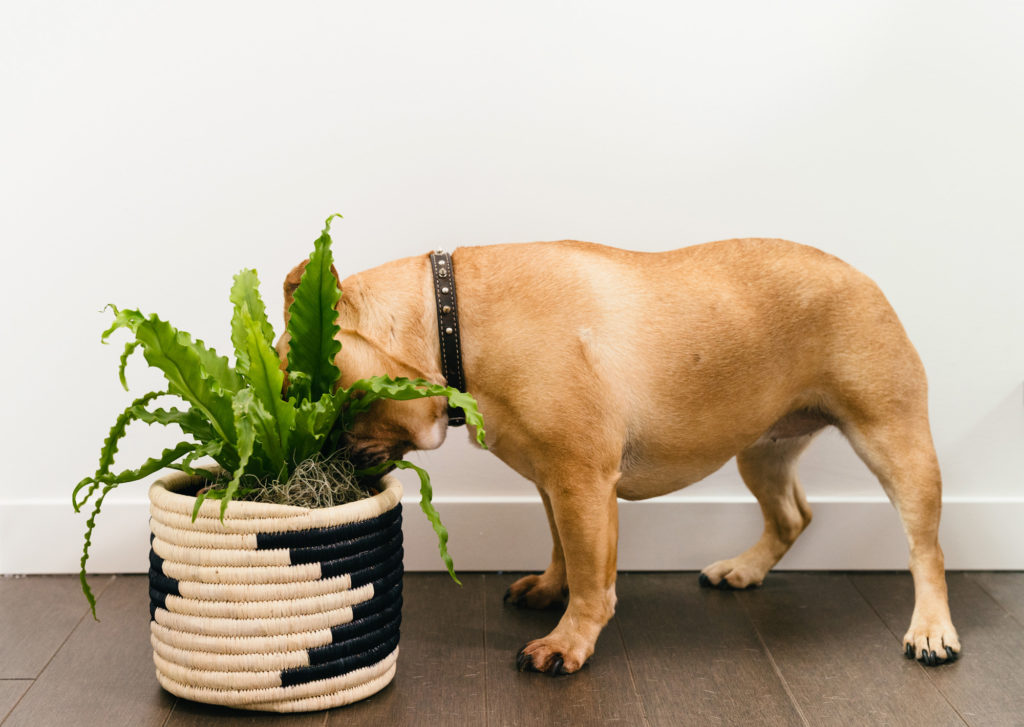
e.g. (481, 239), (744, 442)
(344, 437), (403, 473)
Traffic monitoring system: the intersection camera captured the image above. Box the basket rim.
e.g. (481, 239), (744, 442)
(149, 469), (402, 525)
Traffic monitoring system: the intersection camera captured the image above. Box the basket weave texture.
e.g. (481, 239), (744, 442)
(148, 471), (403, 712)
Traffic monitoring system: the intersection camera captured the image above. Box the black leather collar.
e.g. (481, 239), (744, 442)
(429, 249), (467, 426)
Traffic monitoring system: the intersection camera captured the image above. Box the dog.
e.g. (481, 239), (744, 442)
(276, 237), (960, 674)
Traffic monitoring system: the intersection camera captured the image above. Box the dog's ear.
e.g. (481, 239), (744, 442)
(282, 259), (342, 321)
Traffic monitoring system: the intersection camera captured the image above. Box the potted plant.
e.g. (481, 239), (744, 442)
(73, 215), (485, 711)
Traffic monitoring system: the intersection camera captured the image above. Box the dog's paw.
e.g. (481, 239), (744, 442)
(699, 560), (765, 590)
(504, 574), (567, 610)
(903, 622), (961, 666)
(516, 636), (589, 675)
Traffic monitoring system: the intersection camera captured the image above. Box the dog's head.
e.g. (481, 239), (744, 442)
(276, 257), (448, 470)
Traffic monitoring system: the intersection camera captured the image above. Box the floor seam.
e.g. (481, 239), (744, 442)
(847, 574), (970, 726)
(965, 572), (1024, 630)
(734, 591), (812, 727)
(614, 609), (651, 727)
(1, 575), (118, 726)
(0, 680), (32, 726)
(160, 698), (177, 727)
(482, 574), (490, 727)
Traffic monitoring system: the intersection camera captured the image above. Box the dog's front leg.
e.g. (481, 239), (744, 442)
(516, 467), (620, 675)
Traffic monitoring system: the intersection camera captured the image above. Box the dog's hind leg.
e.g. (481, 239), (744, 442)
(504, 486), (569, 609)
(700, 429), (819, 589)
(842, 414), (960, 665)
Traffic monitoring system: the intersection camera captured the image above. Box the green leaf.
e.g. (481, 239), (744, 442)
(344, 376), (487, 447)
(191, 390), (257, 522)
(358, 459), (461, 585)
(287, 370), (312, 404)
(444, 390), (487, 444)
(117, 340), (139, 391)
(285, 214), (343, 401)
(105, 306), (241, 397)
(291, 397), (329, 465)
(78, 440), (196, 619)
(230, 269), (276, 372)
(72, 390), (164, 512)
(169, 440), (224, 480)
(192, 335), (242, 395)
(221, 391), (257, 519)
(106, 310), (238, 447)
(235, 303), (294, 478)
(101, 304), (144, 342)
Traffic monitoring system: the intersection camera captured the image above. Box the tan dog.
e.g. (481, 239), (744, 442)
(277, 238), (960, 674)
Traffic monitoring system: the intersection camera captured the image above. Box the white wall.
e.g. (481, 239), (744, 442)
(1, 1), (1022, 573)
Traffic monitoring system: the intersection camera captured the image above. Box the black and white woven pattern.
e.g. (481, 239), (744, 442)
(148, 472), (403, 712)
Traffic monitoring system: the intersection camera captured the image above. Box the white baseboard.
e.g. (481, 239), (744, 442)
(2, 496), (1022, 575)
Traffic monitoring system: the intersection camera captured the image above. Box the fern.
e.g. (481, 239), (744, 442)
(285, 214), (343, 401)
(76, 215), (485, 613)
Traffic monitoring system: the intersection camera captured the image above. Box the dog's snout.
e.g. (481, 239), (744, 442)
(343, 436), (406, 471)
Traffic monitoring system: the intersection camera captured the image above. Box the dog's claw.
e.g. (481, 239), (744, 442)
(919, 649), (938, 666)
(516, 646), (571, 675)
(945, 646), (958, 662)
(516, 646), (532, 672)
(698, 573), (712, 588)
(503, 587), (512, 603)
(905, 643), (915, 659)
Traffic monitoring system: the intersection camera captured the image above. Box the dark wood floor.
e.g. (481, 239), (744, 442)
(2, 572), (1023, 727)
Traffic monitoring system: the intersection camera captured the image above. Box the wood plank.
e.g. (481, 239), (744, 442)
(968, 572), (1024, 626)
(0, 575), (113, 678)
(852, 572), (1024, 726)
(616, 572), (804, 726)
(0, 681), (31, 722)
(3, 575), (175, 727)
(326, 573), (487, 727)
(166, 698), (327, 726)
(483, 572), (648, 726)
(738, 573), (964, 726)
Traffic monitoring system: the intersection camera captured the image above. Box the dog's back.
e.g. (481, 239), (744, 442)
(455, 237), (922, 481)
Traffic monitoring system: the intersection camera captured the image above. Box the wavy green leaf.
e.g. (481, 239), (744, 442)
(101, 304), (145, 342)
(129, 402), (218, 448)
(191, 390), (257, 522)
(125, 313), (237, 446)
(105, 305), (241, 396)
(192, 335), (242, 395)
(360, 459), (460, 585)
(236, 304), (294, 477)
(117, 340), (139, 391)
(168, 440), (223, 481)
(230, 269), (276, 371)
(222, 391), (257, 519)
(344, 376), (487, 446)
(291, 388), (350, 464)
(72, 390), (164, 512)
(79, 440), (196, 619)
(285, 214), (343, 402)
(287, 370), (312, 404)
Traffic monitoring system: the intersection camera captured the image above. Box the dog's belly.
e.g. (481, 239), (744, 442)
(615, 457), (732, 500)
(613, 409), (836, 500)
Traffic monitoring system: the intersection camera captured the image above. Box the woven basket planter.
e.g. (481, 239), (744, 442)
(147, 471), (404, 712)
